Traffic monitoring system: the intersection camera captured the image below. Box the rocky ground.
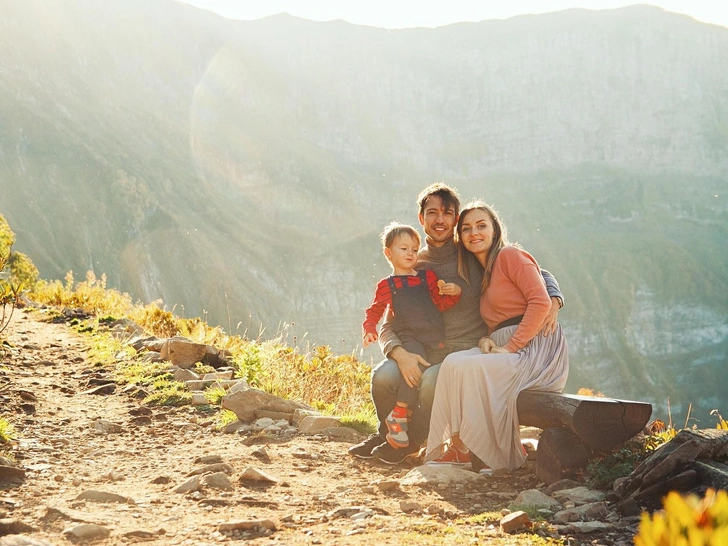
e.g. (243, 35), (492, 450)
(0, 308), (641, 545)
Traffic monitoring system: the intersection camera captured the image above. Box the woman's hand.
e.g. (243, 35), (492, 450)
(438, 280), (462, 297)
(489, 346), (510, 354)
(362, 332), (378, 348)
(478, 337), (496, 353)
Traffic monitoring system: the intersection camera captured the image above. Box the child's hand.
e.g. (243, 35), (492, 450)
(363, 332), (378, 348)
(438, 280), (461, 296)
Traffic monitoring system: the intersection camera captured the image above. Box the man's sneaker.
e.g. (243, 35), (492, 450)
(348, 433), (385, 459)
(425, 446), (471, 468)
(371, 442), (420, 465)
(385, 410), (409, 449)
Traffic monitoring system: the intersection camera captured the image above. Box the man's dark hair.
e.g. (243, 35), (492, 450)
(417, 182), (461, 216)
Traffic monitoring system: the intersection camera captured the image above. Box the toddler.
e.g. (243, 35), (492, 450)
(363, 222), (461, 449)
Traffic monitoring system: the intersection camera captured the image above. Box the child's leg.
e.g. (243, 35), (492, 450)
(386, 341), (428, 449)
(395, 340), (428, 406)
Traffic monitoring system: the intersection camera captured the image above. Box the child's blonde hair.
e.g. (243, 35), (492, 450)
(380, 222), (421, 249)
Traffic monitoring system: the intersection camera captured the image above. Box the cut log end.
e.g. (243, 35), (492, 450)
(517, 392), (652, 452)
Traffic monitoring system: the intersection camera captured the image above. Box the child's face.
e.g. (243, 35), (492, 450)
(384, 233), (419, 272)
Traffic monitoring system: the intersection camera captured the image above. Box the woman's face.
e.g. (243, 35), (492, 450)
(459, 208), (495, 259)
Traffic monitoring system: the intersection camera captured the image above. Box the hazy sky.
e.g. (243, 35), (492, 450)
(179, 0), (728, 29)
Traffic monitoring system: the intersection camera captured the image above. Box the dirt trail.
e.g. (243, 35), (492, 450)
(1, 308), (626, 545)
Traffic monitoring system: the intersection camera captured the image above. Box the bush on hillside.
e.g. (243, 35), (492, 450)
(7, 251), (39, 290)
(0, 214), (40, 292)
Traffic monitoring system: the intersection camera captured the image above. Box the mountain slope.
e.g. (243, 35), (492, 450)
(1, 0), (726, 420)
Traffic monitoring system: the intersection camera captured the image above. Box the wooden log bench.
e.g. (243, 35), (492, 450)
(516, 391), (653, 484)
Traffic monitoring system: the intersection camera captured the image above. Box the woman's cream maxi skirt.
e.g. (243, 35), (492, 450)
(425, 324), (569, 471)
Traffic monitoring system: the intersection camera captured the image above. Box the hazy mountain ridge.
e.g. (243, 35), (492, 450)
(1, 0), (727, 420)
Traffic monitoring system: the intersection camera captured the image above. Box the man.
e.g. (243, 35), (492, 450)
(349, 182), (563, 464)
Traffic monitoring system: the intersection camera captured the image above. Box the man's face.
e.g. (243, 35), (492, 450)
(418, 195), (458, 247)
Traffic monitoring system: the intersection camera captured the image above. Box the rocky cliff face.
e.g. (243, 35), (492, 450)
(0, 0), (726, 421)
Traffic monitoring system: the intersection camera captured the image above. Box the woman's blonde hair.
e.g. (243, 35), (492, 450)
(455, 200), (511, 293)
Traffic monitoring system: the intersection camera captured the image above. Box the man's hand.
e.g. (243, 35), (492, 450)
(390, 345), (430, 388)
(541, 296), (560, 336)
(362, 332), (377, 348)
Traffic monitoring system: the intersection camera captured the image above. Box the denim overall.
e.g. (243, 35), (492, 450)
(388, 270), (446, 405)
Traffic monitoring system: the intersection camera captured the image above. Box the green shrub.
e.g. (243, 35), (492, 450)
(587, 446), (642, 489)
(0, 215), (40, 292)
(7, 251), (38, 290)
(0, 418), (16, 443)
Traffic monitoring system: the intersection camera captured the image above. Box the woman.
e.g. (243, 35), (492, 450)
(424, 200), (569, 473)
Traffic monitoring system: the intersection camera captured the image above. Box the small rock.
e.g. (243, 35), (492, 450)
(400, 465), (482, 486)
(123, 529), (158, 539)
(400, 501), (422, 513)
(75, 490), (134, 504)
(223, 421), (246, 434)
(0, 466), (25, 484)
(544, 478), (581, 496)
(566, 521), (613, 533)
(62, 523), (111, 540)
(194, 455), (224, 464)
(254, 417), (275, 429)
(81, 384), (116, 395)
(187, 463), (234, 476)
(239, 467), (279, 484)
(501, 511), (530, 533)
(0, 519), (36, 535)
(552, 487), (606, 506)
(45, 505), (103, 524)
(585, 502), (609, 520)
(350, 508), (374, 520)
(191, 392), (208, 405)
(375, 480), (400, 492)
(292, 409), (321, 426)
(91, 419), (123, 434)
(537, 508), (554, 518)
(217, 519), (276, 532)
(173, 368), (201, 382)
(251, 447), (270, 462)
(616, 498), (642, 517)
(202, 472), (234, 490)
(172, 476), (201, 494)
(511, 489), (561, 511)
(160, 339), (207, 368)
(298, 416), (342, 434)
